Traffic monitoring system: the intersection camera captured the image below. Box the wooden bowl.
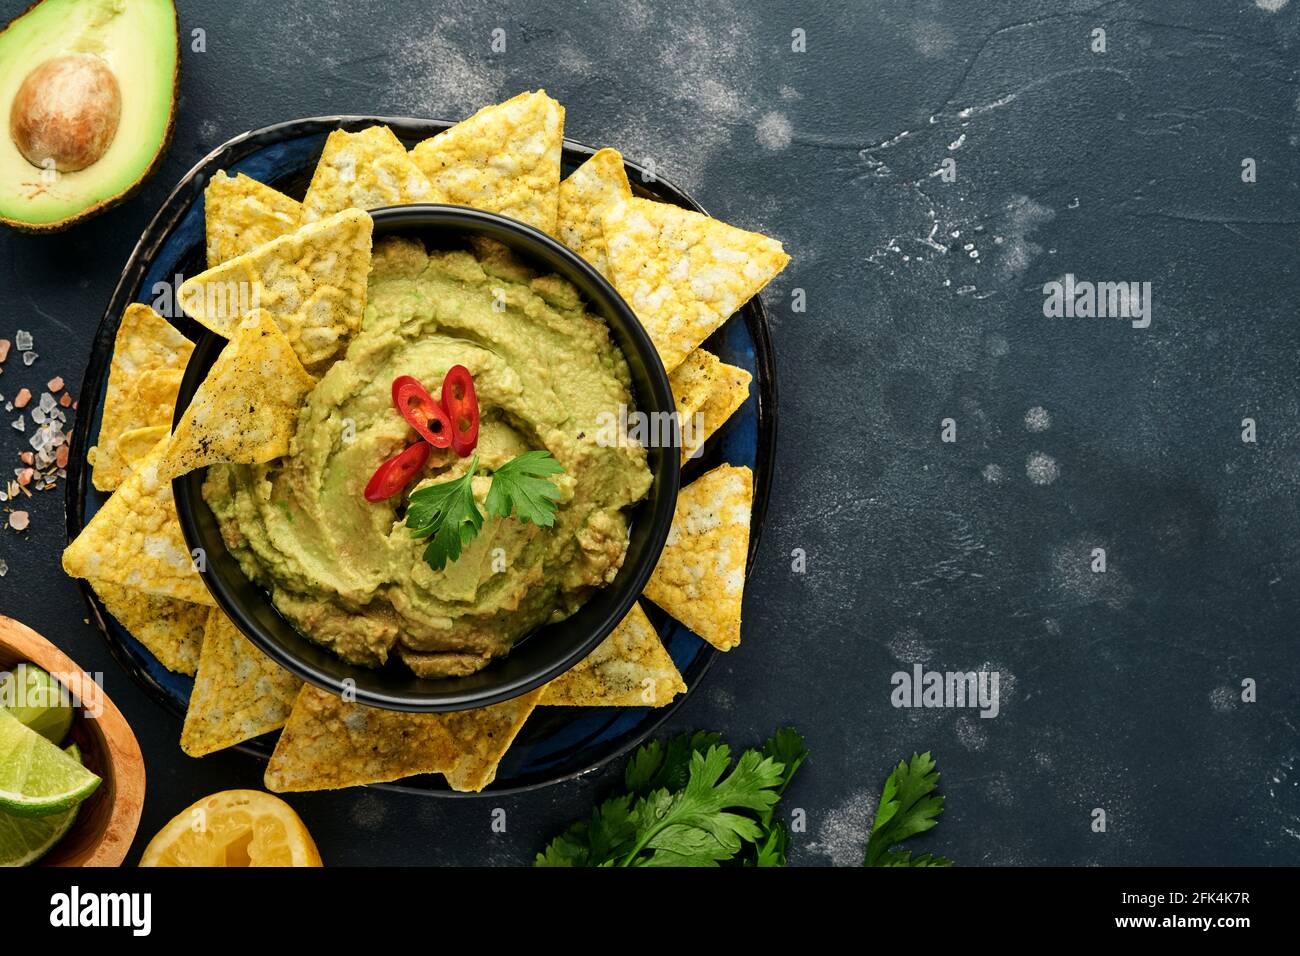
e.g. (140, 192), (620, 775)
(0, 616), (145, 866)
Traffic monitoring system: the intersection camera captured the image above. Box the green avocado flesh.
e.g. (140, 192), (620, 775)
(0, 0), (177, 230)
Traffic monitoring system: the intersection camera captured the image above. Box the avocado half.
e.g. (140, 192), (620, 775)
(0, 0), (179, 232)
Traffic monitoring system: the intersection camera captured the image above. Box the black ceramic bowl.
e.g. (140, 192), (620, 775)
(172, 204), (680, 712)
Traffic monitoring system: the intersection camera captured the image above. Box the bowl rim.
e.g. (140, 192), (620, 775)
(170, 203), (682, 712)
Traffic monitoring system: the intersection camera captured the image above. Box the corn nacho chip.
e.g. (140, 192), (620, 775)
(157, 310), (316, 482)
(177, 207), (373, 371)
(90, 303), (194, 492)
(113, 424), (172, 472)
(603, 198), (789, 372)
(264, 684), (459, 793)
(541, 602), (685, 707)
(556, 147), (631, 276)
(105, 302), (195, 378)
(91, 369), (183, 491)
(90, 579), (207, 675)
(643, 464), (752, 651)
(670, 347), (722, 431)
(300, 125), (433, 223)
(204, 171), (301, 266)
(63, 435), (214, 606)
(684, 359), (751, 463)
(181, 609), (303, 757)
(409, 90), (564, 234)
(438, 687), (544, 792)
(264, 684), (543, 793)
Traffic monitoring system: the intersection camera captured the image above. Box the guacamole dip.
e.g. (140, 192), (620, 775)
(204, 236), (652, 677)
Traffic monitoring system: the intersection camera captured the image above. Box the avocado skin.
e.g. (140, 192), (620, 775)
(0, 0), (180, 233)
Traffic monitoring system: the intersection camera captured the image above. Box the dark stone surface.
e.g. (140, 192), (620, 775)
(1, 0), (1297, 866)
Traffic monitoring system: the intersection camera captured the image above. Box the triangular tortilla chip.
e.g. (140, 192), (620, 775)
(603, 198), (789, 371)
(300, 125), (433, 223)
(670, 347), (722, 457)
(263, 685), (543, 793)
(90, 579), (207, 675)
(684, 360), (750, 462)
(91, 369), (183, 491)
(63, 435), (214, 606)
(643, 464), (752, 650)
(177, 207), (373, 371)
(438, 687), (544, 792)
(90, 303), (194, 492)
(409, 90), (564, 234)
(541, 602), (685, 707)
(181, 609), (303, 757)
(204, 170), (301, 266)
(556, 147), (631, 276)
(157, 310), (316, 481)
(264, 684), (459, 792)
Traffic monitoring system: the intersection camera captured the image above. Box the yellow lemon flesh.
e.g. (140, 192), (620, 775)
(139, 789), (322, 867)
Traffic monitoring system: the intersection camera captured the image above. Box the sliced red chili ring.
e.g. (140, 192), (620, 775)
(441, 364), (480, 457)
(392, 375), (452, 448)
(363, 441), (431, 502)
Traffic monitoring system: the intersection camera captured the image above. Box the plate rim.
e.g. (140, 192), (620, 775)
(64, 114), (779, 797)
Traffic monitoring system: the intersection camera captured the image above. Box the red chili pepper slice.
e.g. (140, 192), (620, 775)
(392, 375), (452, 448)
(364, 441), (431, 502)
(441, 364), (480, 457)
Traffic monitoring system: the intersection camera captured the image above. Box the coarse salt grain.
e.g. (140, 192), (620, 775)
(10, 418), (23, 432)
(14, 330), (31, 351)
(22, 352), (36, 366)
(0, 340), (9, 362)
(13, 388), (30, 408)
(46, 376), (63, 391)
(58, 393), (71, 407)
(9, 510), (29, 531)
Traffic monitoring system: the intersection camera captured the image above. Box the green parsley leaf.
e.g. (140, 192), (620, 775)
(744, 727), (808, 866)
(864, 751), (954, 867)
(484, 450), (564, 527)
(626, 745), (784, 866)
(405, 455), (483, 572)
(624, 730), (724, 796)
(752, 823), (789, 867)
(536, 730), (802, 868)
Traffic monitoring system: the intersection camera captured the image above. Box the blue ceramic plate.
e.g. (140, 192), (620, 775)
(65, 116), (778, 795)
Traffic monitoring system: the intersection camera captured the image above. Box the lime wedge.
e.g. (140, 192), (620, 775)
(0, 744), (82, 866)
(0, 709), (99, 817)
(0, 664), (75, 744)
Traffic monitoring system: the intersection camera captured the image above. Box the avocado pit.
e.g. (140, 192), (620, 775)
(9, 53), (121, 173)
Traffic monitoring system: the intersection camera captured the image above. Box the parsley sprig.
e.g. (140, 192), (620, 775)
(864, 751), (953, 867)
(405, 451), (564, 571)
(536, 728), (807, 867)
(484, 450), (564, 527)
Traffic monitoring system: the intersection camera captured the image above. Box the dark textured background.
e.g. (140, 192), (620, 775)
(1, 0), (1298, 866)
